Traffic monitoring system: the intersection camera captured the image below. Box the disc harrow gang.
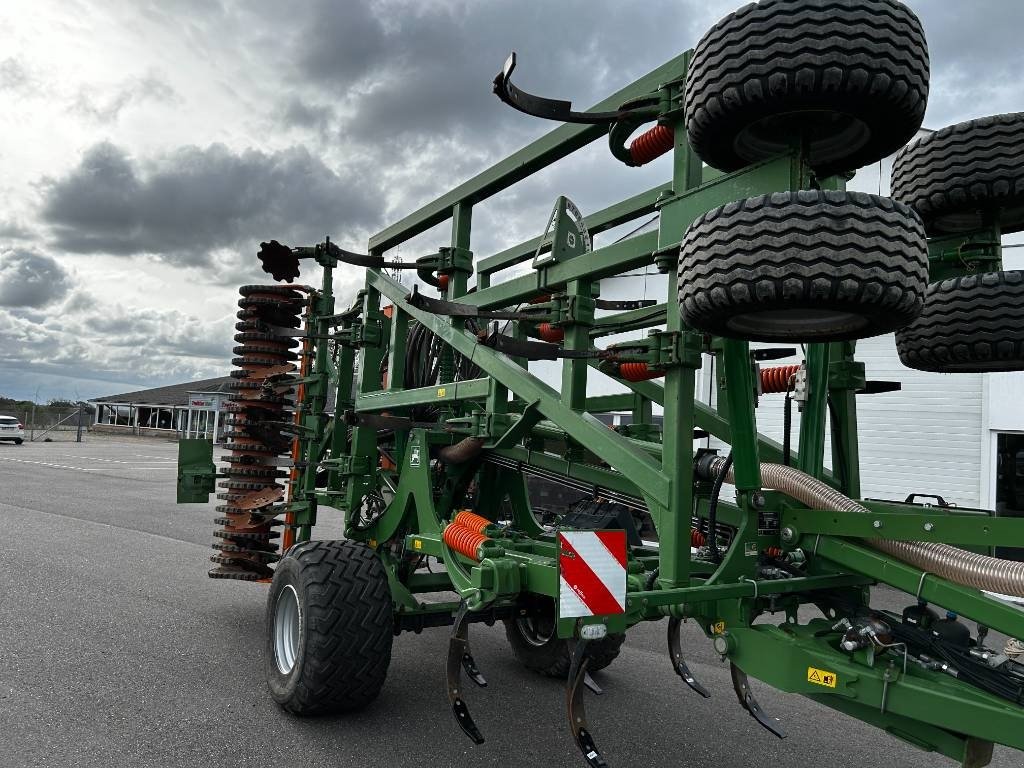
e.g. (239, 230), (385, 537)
(207, 285), (306, 580)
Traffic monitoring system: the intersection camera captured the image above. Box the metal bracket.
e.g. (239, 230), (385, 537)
(447, 601), (486, 745)
(566, 639), (608, 768)
(668, 617), (712, 698)
(730, 663), (786, 739)
(493, 51), (657, 126)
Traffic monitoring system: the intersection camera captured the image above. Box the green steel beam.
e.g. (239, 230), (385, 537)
(478, 182), (670, 278)
(810, 535), (1024, 641)
(466, 230), (660, 309)
(367, 268), (670, 505)
(368, 52), (690, 254)
(594, 366), (840, 486)
(355, 377), (490, 412)
(784, 508), (1024, 546)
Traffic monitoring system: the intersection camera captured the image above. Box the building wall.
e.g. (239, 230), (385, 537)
(702, 335), (986, 509)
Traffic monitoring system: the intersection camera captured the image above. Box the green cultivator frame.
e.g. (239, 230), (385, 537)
(179, 1), (1024, 765)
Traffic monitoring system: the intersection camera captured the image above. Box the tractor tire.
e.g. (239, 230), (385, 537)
(266, 539), (393, 715)
(678, 190), (928, 342)
(504, 598), (624, 678)
(685, 0), (928, 175)
(891, 112), (1024, 235)
(896, 271), (1024, 372)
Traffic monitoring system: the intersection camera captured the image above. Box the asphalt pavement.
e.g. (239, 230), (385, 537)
(1, 438), (1020, 767)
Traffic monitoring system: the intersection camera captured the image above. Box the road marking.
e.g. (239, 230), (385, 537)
(0, 456), (177, 473)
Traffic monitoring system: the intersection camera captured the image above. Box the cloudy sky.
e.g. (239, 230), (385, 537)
(1, 0), (1022, 402)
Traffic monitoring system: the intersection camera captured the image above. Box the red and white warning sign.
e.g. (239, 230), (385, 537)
(558, 530), (627, 618)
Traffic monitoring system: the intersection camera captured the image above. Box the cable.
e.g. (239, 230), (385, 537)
(706, 451), (733, 564)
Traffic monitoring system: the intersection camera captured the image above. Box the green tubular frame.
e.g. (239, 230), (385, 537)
(181, 44), (1024, 760)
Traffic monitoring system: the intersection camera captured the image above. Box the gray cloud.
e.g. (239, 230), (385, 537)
(0, 249), (72, 308)
(0, 219), (33, 240)
(0, 57), (33, 92)
(70, 73), (178, 123)
(41, 141), (382, 269)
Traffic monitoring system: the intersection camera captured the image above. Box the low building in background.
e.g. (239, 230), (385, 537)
(90, 377), (233, 441)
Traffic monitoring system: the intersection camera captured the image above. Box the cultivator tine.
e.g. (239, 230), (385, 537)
(730, 663), (785, 739)
(446, 601), (485, 745)
(667, 618), (711, 698)
(567, 640), (608, 768)
(583, 673), (603, 696)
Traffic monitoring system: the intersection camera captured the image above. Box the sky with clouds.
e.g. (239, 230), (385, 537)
(1, 0), (1022, 402)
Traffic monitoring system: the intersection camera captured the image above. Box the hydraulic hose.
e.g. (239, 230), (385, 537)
(706, 456), (1024, 598)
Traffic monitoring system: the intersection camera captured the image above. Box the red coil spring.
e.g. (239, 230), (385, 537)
(538, 323), (564, 343)
(629, 124), (675, 166)
(443, 523), (490, 561)
(437, 274), (450, 290)
(618, 362), (664, 382)
(453, 510), (492, 534)
(763, 546), (784, 559)
(760, 364), (801, 394)
(691, 528), (706, 548)
(529, 293), (552, 305)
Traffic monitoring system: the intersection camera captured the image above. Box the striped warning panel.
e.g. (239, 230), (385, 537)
(558, 530), (627, 618)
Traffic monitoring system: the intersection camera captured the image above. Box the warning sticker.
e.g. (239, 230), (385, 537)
(807, 667), (838, 688)
(711, 621), (726, 635)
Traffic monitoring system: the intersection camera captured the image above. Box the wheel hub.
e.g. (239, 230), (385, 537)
(274, 584), (301, 674)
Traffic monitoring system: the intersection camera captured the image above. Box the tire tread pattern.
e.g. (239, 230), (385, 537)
(890, 112), (1024, 234)
(678, 190), (928, 342)
(685, 0), (928, 173)
(895, 271), (1024, 372)
(267, 540), (393, 715)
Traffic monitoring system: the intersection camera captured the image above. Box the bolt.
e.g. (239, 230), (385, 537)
(780, 527), (795, 544)
(924, 522), (935, 532)
(872, 520), (882, 529)
(751, 492), (766, 509)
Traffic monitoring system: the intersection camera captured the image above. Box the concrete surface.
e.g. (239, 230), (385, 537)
(0, 438), (1019, 767)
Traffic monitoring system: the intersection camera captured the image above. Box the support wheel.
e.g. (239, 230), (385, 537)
(266, 540), (393, 714)
(678, 190), (928, 342)
(896, 271), (1024, 372)
(685, 0), (929, 175)
(503, 597), (624, 677)
(891, 112), (1024, 235)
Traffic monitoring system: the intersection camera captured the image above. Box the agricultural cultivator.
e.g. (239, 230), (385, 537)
(177, 1), (1024, 764)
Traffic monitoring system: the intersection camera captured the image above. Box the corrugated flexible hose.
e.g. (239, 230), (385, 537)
(709, 457), (1024, 598)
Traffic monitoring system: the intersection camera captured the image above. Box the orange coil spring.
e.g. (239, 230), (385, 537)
(619, 362), (664, 382)
(691, 528), (706, 548)
(453, 510), (492, 534)
(437, 274), (450, 290)
(763, 546), (784, 559)
(538, 323), (564, 343)
(629, 124), (675, 165)
(760, 364), (801, 394)
(443, 523), (491, 561)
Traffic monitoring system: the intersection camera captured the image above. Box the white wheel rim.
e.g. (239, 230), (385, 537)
(274, 584), (301, 674)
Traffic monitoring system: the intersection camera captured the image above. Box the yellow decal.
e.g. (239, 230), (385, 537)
(413, 539), (422, 550)
(437, 387), (446, 398)
(712, 621), (726, 635)
(807, 667), (837, 688)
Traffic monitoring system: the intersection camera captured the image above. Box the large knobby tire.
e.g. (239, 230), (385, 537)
(891, 113), (1024, 235)
(685, 0), (928, 175)
(266, 540), (393, 714)
(504, 597), (624, 677)
(896, 271), (1024, 372)
(678, 190), (928, 342)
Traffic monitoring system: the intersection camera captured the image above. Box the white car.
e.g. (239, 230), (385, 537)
(0, 415), (25, 444)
